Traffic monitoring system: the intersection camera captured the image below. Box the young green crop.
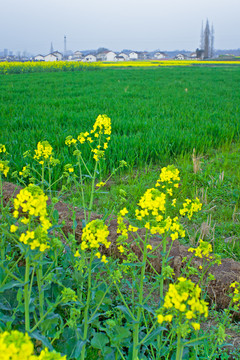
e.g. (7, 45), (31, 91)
(0, 66), (239, 184)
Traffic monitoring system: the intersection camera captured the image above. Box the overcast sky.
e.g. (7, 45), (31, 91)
(1, 0), (239, 55)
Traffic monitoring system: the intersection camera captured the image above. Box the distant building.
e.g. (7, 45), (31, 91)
(114, 55), (125, 61)
(138, 51), (149, 60)
(105, 51), (117, 61)
(52, 51), (63, 61)
(96, 51), (116, 61)
(96, 51), (108, 61)
(190, 52), (197, 59)
(153, 52), (167, 60)
(72, 51), (83, 60)
(174, 53), (187, 60)
(118, 52), (129, 60)
(34, 54), (44, 61)
(44, 53), (58, 61)
(196, 49), (204, 60)
(129, 52), (138, 60)
(83, 54), (96, 62)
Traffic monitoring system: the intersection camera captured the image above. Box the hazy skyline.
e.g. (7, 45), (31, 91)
(1, 0), (239, 54)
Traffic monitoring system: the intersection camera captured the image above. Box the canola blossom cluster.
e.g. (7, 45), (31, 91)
(155, 165), (180, 193)
(188, 239), (221, 265)
(179, 198), (202, 220)
(12, 184), (52, 252)
(0, 160), (9, 177)
(0, 144), (6, 153)
(33, 141), (59, 166)
(75, 219), (110, 263)
(65, 114), (111, 162)
(230, 282), (240, 309)
(131, 165), (199, 240)
(134, 166), (188, 241)
(116, 207), (138, 254)
(157, 277), (208, 331)
(0, 144), (9, 177)
(0, 330), (66, 360)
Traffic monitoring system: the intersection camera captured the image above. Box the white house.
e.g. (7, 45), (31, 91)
(72, 51), (83, 60)
(83, 54), (96, 62)
(114, 55), (125, 61)
(119, 52), (129, 60)
(190, 52), (197, 59)
(105, 51), (117, 61)
(129, 52), (138, 60)
(96, 51), (108, 61)
(96, 51), (117, 61)
(52, 51), (63, 61)
(154, 52), (167, 60)
(44, 53), (58, 62)
(34, 54), (44, 61)
(174, 54), (187, 60)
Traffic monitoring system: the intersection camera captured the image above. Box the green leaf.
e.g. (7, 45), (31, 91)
(142, 327), (166, 347)
(0, 313), (14, 323)
(72, 219), (78, 231)
(31, 331), (53, 351)
(0, 301), (12, 311)
(41, 314), (60, 334)
(74, 340), (86, 358)
(141, 304), (155, 315)
(114, 325), (131, 342)
(0, 281), (25, 293)
(91, 332), (109, 352)
(116, 305), (135, 322)
(52, 209), (59, 223)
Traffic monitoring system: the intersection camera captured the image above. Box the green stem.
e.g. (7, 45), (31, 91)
(1, 253), (24, 285)
(139, 320), (158, 346)
(0, 174), (5, 260)
(176, 332), (183, 360)
(132, 230), (148, 360)
(24, 255), (30, 332)
(160, 234), (167, 301)
(0, 263), (24, 284)
(116, 345), (126, 360)
(48, 164), (52, 199)
(81, 252), (94, 360)
(46, 175), (63, 191)
(77, 156), (87, 224)
(30, 299), (61, 333)
(114, 282), (136, 321)
(208, 304), (233, 359)
(88, 283), (112, 323)
(36, 255), (44, 328)
(0, 174), (3, 212)
(28, 264), (36, 303)
(88, 161), (98, 223)
(41, 163), (45, 190)
(79, 153), (92, 177)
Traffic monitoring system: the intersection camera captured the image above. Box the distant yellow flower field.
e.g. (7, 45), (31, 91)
(100, 60), (240, 67)
(0, 59), (240, 74)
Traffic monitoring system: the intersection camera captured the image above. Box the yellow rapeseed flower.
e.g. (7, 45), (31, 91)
(0, 160), (10, 177)
(0, 144), (6, 153)
(157, 277), (208, 330)
(10, 224), (18, 233)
